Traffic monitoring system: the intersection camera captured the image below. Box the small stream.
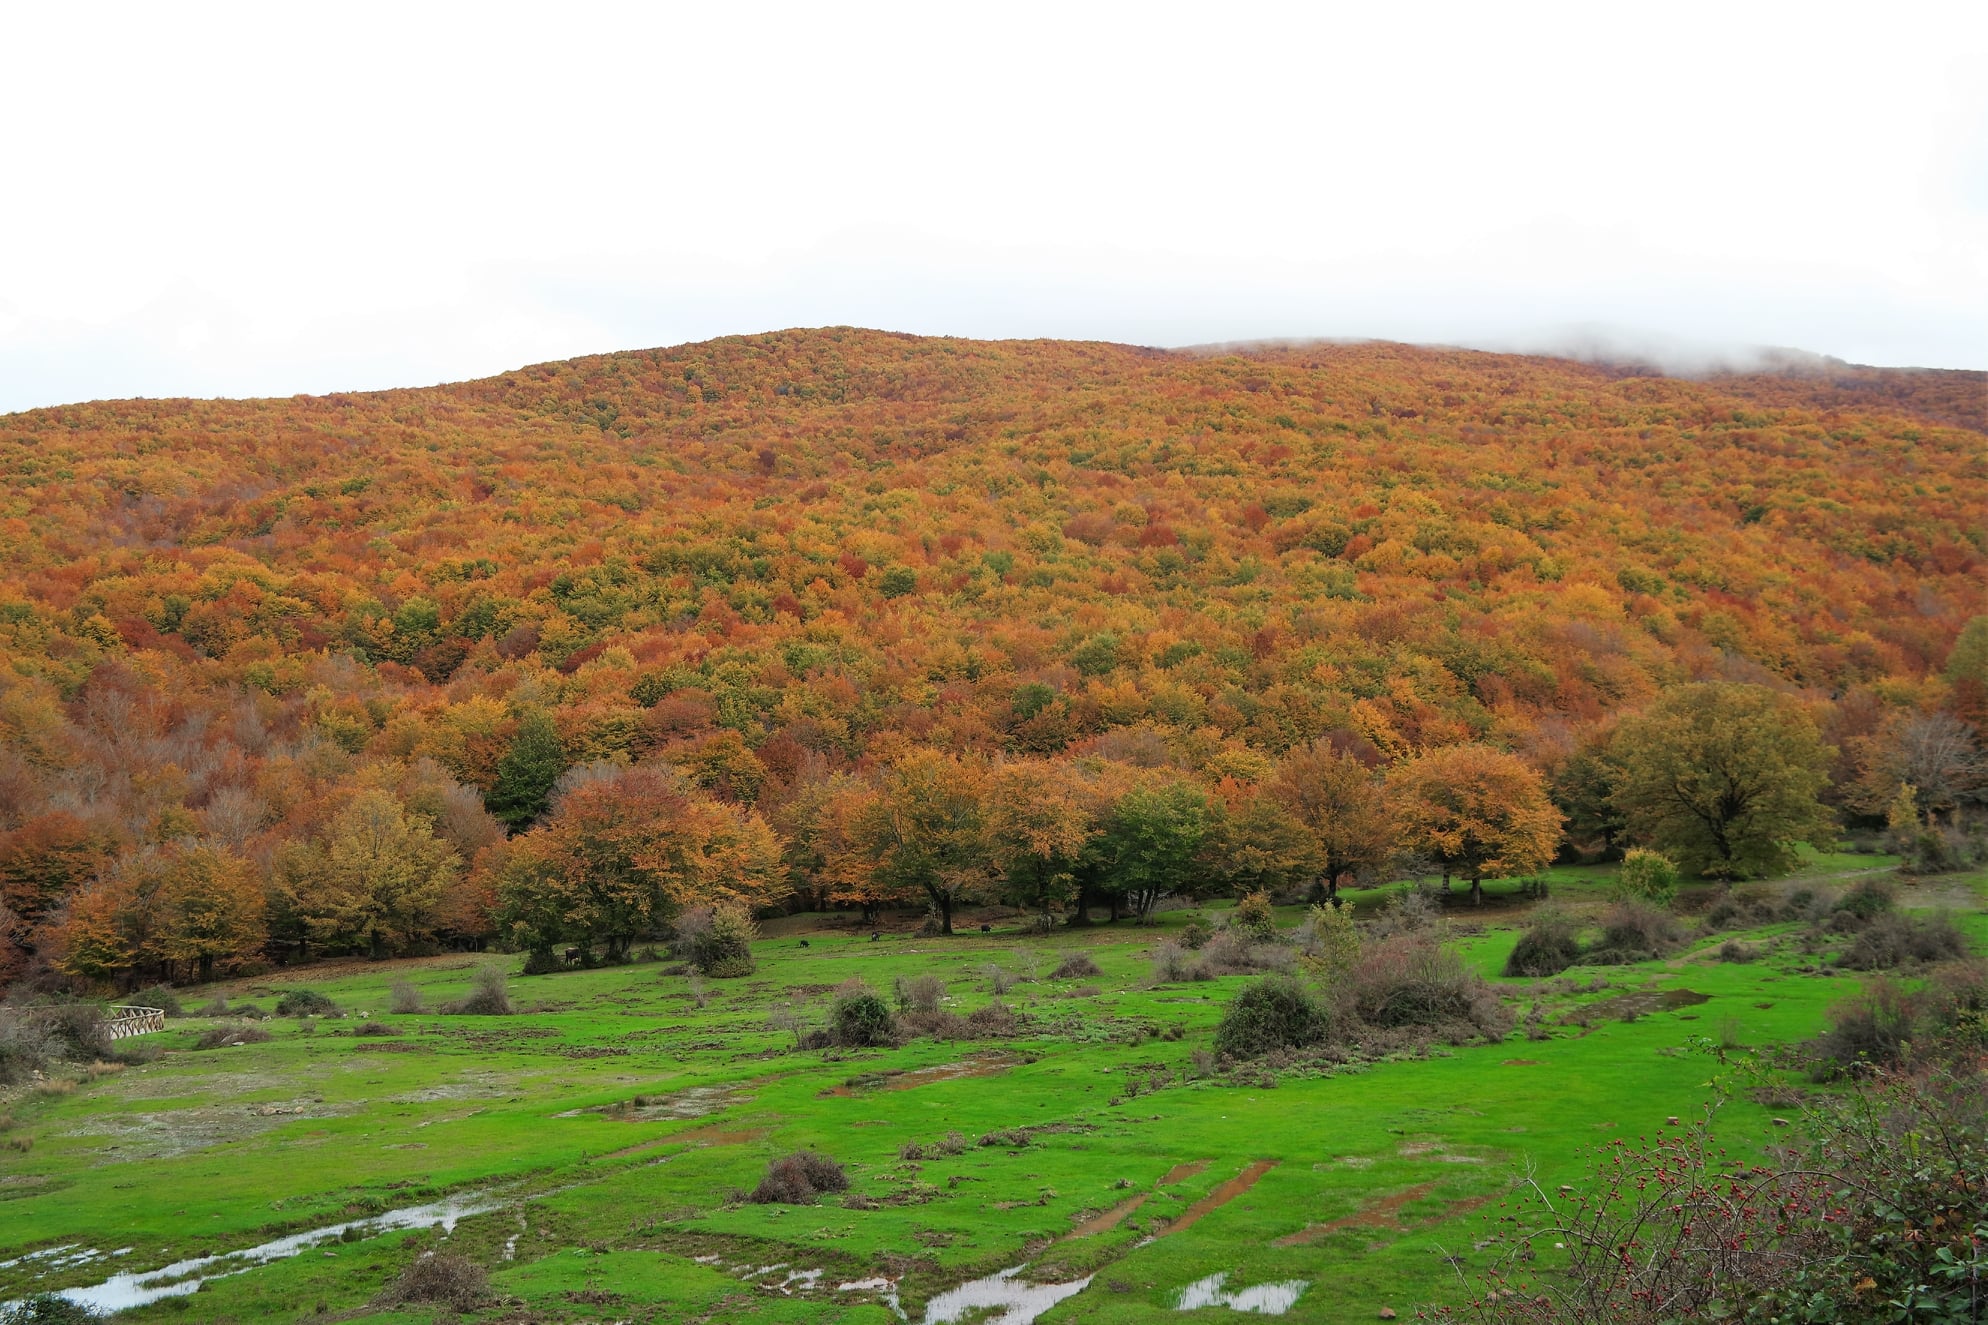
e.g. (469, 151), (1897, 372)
(10, 1190), (500, 1314)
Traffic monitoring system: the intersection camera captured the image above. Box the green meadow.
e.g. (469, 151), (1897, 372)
(4, 854), (1982, 1323)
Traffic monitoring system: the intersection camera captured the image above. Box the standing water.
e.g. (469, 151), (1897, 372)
(9, 1190), (502, 1314)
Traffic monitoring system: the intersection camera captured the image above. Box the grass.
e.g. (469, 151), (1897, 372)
(0, 852), (1977, 1323)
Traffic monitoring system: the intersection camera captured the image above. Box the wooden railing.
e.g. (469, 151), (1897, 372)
(104, 1005), (166, 1039)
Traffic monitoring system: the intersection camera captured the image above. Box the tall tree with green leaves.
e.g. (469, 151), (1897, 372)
(1609, 682), (1834, 879)
(486, 710), (568, 830)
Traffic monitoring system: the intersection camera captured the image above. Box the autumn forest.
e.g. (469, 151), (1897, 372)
(3, 329), (1985, 991)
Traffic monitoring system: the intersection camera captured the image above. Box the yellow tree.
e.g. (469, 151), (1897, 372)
(1391, 744), (1561, 903)
(1270, 743), (1394, 898)
(285, 790), (460, 957)
(154, 845), (266, 982)
(988, 758), (1095, 922)
(852, 749), (994, 934)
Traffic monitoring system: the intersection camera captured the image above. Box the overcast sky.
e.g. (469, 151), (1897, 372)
(2, 1), (1983, 413)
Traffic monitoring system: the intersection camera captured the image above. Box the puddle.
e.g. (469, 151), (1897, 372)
(61, 1101), (347, 1162)
(555, 1084), (747, 1121)
(1175, 1272), (1309, 1314)
(919, 1266), (1092, 1324)
(1068, 1194), (1147, 1237)
(819, 1053), (1019, 1098)
(1567, 987), (1711, 1022)
(1155, 1161), (1279, 1238)
(10, 1191), (503, 1313)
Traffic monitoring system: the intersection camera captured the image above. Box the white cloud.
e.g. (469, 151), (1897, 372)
(2, 0), (1982, 412)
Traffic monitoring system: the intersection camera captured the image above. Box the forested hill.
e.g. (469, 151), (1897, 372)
(1, 329), (1984, 980)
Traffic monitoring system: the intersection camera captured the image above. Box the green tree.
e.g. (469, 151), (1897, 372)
(486, 710), (568, 830)
(1089, 777), (1212, 920)
(1609, 682), (1834, 879)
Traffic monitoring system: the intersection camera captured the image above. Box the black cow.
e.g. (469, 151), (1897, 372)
(797, 939), (810, 948)
(563, 946), (583, 965)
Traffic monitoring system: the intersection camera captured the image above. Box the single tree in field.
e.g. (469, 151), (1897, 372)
(1270, 743), (1393, 898)
(1202, 785), (1319, 902)
(1091, 776), (1213, 921)
(1846, 711), (1985, 826)
(284, 789), (461, 957)
(1608, 682), (1833, 880)
(987, 759), (1094, 923)
(1391, 744), (1561, 903)
(154, 844), (265, 982)
(486, 709), (568, 830)
(852, 749), (994, 935)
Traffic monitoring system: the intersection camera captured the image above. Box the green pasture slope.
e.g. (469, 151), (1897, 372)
(3, 855), (1982, 1323)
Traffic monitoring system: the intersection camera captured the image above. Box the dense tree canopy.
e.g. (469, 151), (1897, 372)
(0, 330), (1982, 984)
(1609, 682), (1835, 879)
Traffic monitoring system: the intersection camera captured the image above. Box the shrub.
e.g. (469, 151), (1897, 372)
(388, 980), (424, 1014)
(1441, 1053), (1988, 1324)
(829, 986), (897, 1047)
(1703, 884), (1781, 931)
(125, 986), (182, 1018)
(1051, 952), (1101, 979)
(1504, 911), (1582, 977)
(1346, 934), (1510, 1038)
(1228, 891), (1277, 941)
(443, 963), (512, 1015)
(1214, 974), (1332, 1059)
(376, 1252), (489, 1312)
(1151, 941), (1207, 983)
(193, 1024), (272, 1050)
(1717, 940), (1761, 963)
(983, 964), (1020, 995)
(749, 1151), (849, 1204)
(1613, 848), (1680, 907)
(1179, 918), (1213, 950)
(893, 974), (945, 1012)
(1585, 901), (1685, 964)
(694, 904), (759, 978)
(355, 1020), (400, 1037)
(1831, 878), (1896, 925)
(963, 1000), (1019, 1038)
(275, 989), (338, 1018)
(1296, 903), (1361, 978)
(1200, 930), (1293, 975)
(1367, 888), (1443, 941)
(0, 1295), (102, 1324)
(1837, 911), (1969, 970)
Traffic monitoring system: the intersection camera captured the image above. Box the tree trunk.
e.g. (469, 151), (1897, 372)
(1469, 875), (1483, 905)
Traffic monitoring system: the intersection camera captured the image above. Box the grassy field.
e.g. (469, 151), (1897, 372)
(3, 853), (1982, 1323)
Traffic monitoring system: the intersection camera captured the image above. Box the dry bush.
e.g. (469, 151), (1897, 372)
(355, 1020), (400, 1037)
(376, 1252), (489, 1312)
(982, 964), (1022, 995)
(1051, 952), (1101, 979)
(1440, 1053), (1988, 1324)
(1716, 939), (1761, 963)
(1583, 901), (1685, 964)
(1344, 934), (1511, 1040)
(442, 963), (512, 1015)
(1811, 960), (1988, 1079)
(1150, 940), (1209, 983)
(749, 1151), (849, 1204)
(193, 1024), (272, 1050)
(962, 1000), (1019, 1038)
(388, 980), (424, 1014)
(1836, 910), (1968, 970)
(893, 974), (946, 1012)
(1367, 888), (1444, 941)
(1504, 912), (1582, 977)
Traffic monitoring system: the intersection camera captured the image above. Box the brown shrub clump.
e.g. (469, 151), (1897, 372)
(376, 1252), (489, 1312)
(749, 1151), (849, 1204)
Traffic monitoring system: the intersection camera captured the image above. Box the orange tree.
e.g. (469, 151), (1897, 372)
(1391, 744), (1561, 903)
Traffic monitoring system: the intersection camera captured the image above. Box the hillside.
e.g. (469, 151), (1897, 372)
(1, 329), (1985, 978)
